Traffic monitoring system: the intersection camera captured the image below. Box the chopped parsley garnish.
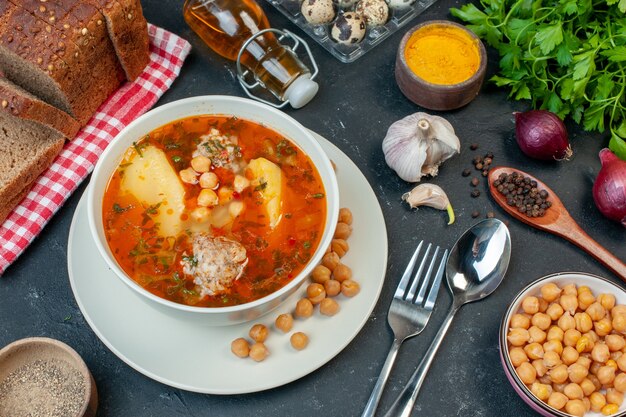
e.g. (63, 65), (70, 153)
(141, 202), (162, 225)
(113, 203), (131, 213)
(255, 181), (268, 192)
(311, 193), (325, 199)
(132, 141), (144, 157)
(172, 155), (182, 163)
(159, 257), (170, 269)
(303, 241), (311, 250)
(276, 139), (296, 157)
(144, 202), (162, 215)
(182, 255), (198, 267)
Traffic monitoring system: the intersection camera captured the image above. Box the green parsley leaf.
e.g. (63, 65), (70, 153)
(601, 46), (626, 62)
(555, 44), (573, 67)
(609, 134), (626, 161)
(534, 24), (563, 55)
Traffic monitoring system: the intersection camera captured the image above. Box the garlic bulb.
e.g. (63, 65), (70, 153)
(402, 183), (455, 225)
(382, 112), (460, 182)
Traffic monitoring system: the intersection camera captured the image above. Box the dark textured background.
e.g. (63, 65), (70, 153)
(1, 0), (625, 415)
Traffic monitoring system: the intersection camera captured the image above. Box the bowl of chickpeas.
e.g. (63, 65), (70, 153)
(501, 272), (626, 417)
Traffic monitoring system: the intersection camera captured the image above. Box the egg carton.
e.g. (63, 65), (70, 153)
(264, 0), (439, 63)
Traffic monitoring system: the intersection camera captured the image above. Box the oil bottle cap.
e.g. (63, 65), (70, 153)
(284, 75), (319, 109)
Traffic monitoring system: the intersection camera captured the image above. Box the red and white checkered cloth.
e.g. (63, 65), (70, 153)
(0, 24), (191, 274)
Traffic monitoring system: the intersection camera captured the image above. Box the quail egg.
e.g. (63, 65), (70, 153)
(387, 0), (417, 8)
(355, 0), (389, 26)
(301, 0), (336, 25)
(330, 12), (366, 45)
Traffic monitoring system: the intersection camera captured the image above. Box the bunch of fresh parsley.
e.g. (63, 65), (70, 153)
(450, 0), (626, 159)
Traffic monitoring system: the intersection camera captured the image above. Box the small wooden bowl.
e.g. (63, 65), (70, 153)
(0, 337), (98, 417)
(395, 20), (487, 111)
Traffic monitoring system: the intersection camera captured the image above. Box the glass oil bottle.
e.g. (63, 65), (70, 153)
(183, 0), (319, 108)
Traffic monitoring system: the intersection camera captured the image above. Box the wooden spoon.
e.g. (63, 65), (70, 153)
(488, 166), (626, 281)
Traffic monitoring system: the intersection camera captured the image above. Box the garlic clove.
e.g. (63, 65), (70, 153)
(402, 183), (455, 225)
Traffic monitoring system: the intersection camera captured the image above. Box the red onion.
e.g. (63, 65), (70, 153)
(514, 110), (573, 161)
(593, 148), (626, 227)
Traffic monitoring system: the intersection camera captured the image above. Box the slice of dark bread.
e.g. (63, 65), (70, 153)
(66, 2), (126, 97)
(7, 0), (124, 124)
(0, 76), (80, 139)
(0, 111), (65, 224)
(18, 0), (149, 82)
(0, 3), (113, 125)
(0, 1), (75, 115)
(94, 0), (150, 81)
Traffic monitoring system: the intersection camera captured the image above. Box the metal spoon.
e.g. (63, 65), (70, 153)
(383, 218), (511, 417)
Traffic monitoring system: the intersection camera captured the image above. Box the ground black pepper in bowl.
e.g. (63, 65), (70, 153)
(493, 171), (552, 218)
(0, 337), (96, 417)
(0, 359), (86, 417)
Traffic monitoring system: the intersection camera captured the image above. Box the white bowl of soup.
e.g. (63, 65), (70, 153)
(87, 96), (339, 326)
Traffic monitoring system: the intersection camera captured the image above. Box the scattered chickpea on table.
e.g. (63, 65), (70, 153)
(507, 282), (626, 416)
(231, 208), (361, 362)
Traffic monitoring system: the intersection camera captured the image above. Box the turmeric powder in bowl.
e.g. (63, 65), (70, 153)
(395, 20), (487, 110)
(404, 24), (480, 86)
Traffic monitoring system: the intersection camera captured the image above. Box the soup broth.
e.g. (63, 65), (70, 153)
(102, 115), (327, 307)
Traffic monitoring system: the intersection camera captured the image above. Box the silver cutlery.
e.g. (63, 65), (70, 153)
(361, 241), (448, 417)
(383, 219), (511, 417)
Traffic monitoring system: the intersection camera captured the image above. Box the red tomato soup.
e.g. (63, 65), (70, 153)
(102, 116), (327, 307)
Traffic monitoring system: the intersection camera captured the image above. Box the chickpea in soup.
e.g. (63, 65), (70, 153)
(102, 115), (327, 307)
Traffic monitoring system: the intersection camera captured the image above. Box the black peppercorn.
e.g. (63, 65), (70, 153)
(462, 169), (471, 177)
(471, 189), (481, 198)
(471, 177), (479, 187)
(470, 143), (479, 150)
(492, 171), (551, 218)
(471, 211), (480, 218)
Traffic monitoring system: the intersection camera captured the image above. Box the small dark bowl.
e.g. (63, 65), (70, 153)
(395, 20), (487, 111)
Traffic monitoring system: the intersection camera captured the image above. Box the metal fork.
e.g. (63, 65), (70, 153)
(361, 241), (448, 417)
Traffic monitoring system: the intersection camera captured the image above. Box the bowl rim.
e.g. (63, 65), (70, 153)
(397, 19), (488, 90)
(0, 337), (96, 417)
(87, 95), (340, 315)
(500, 271), (626, 417)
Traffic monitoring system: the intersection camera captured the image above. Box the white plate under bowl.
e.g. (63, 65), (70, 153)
(68, 131), (388, 394)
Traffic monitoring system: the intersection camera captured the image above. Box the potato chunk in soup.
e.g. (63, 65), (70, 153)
(119, 145), (186, 237)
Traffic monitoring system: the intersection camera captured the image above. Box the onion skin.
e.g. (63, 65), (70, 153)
(592, 149), (626, 227)
(514, 110), (573, 161)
